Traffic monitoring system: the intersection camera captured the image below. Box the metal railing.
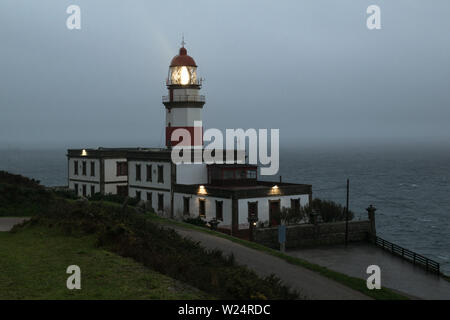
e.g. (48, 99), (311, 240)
(374, 236), (440, 275)
(162, 95), (205, 103)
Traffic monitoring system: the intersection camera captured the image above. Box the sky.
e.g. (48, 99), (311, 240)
(1, 0), (449, 149)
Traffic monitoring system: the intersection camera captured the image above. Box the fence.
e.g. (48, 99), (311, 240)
(374, 236), (440, 275)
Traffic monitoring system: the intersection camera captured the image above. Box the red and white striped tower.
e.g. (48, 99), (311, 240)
(163, 42), (205, 148)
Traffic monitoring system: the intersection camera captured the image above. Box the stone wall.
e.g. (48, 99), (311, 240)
(252, 220), (372, 249)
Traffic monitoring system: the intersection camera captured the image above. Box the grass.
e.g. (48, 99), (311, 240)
(145, 212), (409, 300)
(0, 224), (207, 300)
(18, 198), (300, 300)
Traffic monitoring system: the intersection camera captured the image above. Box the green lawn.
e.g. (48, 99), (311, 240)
(0, 224), (207, 300)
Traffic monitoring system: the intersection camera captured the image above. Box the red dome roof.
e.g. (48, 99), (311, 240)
(170, 47), (197, 67)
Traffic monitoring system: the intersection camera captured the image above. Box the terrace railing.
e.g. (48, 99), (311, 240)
(374, 236), (440, 275)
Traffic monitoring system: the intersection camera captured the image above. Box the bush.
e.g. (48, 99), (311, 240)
(183, 216), (208, 227)
(304, 198), (354, 223)
(89, 193), (140, 206)
(273, 207), (307, 226)
(0, 171), (41, 189)
(0, 182), (52, 217)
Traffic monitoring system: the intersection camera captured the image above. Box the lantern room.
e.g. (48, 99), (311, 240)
(167, 47), (200, 86)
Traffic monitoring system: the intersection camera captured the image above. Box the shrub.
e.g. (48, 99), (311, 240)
(304, 198), (354, 223)
(0, 171), (41, 189)
(183, 216), (208, 227)
(89, 193), (140, 206)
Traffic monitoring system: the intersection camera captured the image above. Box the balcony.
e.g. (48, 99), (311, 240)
(162, 95), (206, 103)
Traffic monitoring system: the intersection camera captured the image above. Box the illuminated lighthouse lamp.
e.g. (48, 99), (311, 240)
(167, 47), (199, 86)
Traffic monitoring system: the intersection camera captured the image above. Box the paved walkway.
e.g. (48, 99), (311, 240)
(0, 217), (30, 232)
(168, 225), (371, 300)
(287, 243), (450, 300)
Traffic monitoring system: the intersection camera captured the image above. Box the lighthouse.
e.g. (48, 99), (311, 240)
(163, 43), (205, 148)
(67, 40), (312, 233)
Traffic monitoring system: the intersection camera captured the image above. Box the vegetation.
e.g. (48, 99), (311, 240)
(267, 198), (354, 227)
(29, 199), (298, 299)
(0, 171), (299, 300)
(183, 216), (208, 227)
(305, 198), (355, 223)
(0, 171), (51, 217)
(89, 193), (140, 207)
(0, 225), (206, 300)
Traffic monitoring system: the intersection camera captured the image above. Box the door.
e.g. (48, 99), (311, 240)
(269, 200), (280, 227)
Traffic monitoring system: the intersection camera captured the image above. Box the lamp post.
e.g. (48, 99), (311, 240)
(366, 204), (377, 242)
(248, 215), (258, 241)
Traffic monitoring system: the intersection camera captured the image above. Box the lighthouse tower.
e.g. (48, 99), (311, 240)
(163, 43), (205, 148)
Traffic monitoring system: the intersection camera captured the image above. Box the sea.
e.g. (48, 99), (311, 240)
(0, 145), (449, 275)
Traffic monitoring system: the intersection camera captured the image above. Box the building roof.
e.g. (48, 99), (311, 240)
(174, 181), (312, 199)
(170, 47), (197, 67)
(67, 147), (171, 159)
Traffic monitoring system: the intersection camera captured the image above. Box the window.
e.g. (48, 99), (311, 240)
(157, 165), (164, 183)
(247, 170), (257, 179)
(90, 162), (95, 176)
(136, 164), (141, 181)
(146, 192), (152, 208)
(82, 184), (87, 197)
(90, 185), (95, 196)
(216, 201), (223, 221)
(248, 202), (258, 219)
(183, 197), (190, 214)
(136, 191), (141, 200)
(199, 199), (206, 218)
(291, 198), (301, 213)
(74, 161), (78, 175)
(116, 162), (128, 176)
(82, 161), (87, 176)
(74, 183), (78, 196)
(146, 165), (152, 182)
(158, 194), (164, 211)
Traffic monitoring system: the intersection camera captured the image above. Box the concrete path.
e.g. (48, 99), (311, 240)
(0, 217), (30, 232)
(288, 243), (450, 300)
(168, 225), (371, 300)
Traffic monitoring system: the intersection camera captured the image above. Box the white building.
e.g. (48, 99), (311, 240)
(67, 44), (312, 236)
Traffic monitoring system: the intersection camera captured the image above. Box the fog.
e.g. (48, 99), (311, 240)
(1, 0), (449, 149)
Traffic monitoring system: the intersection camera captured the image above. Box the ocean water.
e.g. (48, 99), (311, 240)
(0, 146), (449, 274)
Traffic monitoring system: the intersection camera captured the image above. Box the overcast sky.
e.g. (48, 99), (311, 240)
(1, 0), (449, 149)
